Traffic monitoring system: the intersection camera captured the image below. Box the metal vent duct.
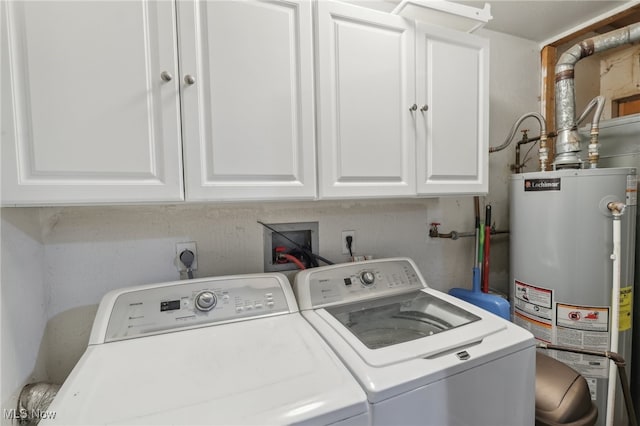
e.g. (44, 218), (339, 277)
(554, 23), (640, 168)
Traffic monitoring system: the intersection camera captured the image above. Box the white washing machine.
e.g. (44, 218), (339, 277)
(42, 273), (369, 425)
(293, 258), (536, 426)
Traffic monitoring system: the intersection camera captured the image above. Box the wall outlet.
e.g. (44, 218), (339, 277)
(176, 242), (197, 272)
(342, 230), (355, 255)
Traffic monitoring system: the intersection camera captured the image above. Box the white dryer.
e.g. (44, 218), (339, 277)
(42, 273), (369, 425)
(293, 258), (536, 426)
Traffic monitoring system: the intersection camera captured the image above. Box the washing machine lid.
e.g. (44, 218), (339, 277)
(45, 315), (368, 425)
(314, 288), (505, 367)
(293, 258), (506, 367)
(325, 289), (481, 350)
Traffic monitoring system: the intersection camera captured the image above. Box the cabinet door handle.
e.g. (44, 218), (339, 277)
(184, 74), (196, 85)
(420, 104), (429, 112)
(160, 71), (173, 82)
(409, 104), (418, 112)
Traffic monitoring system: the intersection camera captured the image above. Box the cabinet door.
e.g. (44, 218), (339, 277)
(316, 1), (416, 198)
(178, 0), (316, 201)
(415, 24), (489, 195)
(1, 1), (183, 205)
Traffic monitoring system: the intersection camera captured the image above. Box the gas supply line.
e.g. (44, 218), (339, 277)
(511, 129), (558, 174)
(488, 111), (551, 171)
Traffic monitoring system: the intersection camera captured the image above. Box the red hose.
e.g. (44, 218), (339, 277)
(482, 228), (490, 292)
(279, 254), (306, 270)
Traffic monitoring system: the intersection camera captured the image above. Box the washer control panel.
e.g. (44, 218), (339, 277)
(103, 274), (292, 342)
(294, 258), (426, 309)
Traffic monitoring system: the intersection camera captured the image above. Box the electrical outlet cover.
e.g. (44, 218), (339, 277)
(176, 242), (197, 272)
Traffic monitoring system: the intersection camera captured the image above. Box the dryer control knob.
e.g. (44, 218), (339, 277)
(195, 291), (217, 312)
(360, 271), (375, 285)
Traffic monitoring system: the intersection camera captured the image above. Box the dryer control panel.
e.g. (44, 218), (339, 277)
(293, 258), (426, 310)
(96, 274), (294, 343)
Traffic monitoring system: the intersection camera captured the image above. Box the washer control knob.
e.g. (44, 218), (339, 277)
(361, 271), (375, 285)
(195, 291), (217, 312)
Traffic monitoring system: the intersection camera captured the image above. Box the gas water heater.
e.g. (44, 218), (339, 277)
(505, 22), (640, 426)
(510, 168), (636, 426)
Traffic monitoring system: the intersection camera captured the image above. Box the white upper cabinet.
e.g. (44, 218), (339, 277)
(2, 0), (488, 205)
(2, 0), (315, 205)
(1, 1), (184, 205)
(415, 23), (489, 195)
(316, 1), (489, 198)
(316, 1), (416, 198)
(177, 0), (316, 201)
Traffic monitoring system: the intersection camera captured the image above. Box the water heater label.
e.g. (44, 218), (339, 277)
(556, 303), (609, 332)
(555, 303), (610, 379)
(626, 175), (637, 206)
(619, 286), (633, 331)
(524, 178), (561, 191)
(513, 280), (553, 343)
(514, 280), (552, 321)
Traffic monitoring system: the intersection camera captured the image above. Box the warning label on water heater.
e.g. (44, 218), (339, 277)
(514, 280), (552, 321)
(620, 286), (633, 331)
(524, 178), (561, 192)
(556, 304), (609, 332)
(513, 280), (554, 343)
(555, 303), (610, 379)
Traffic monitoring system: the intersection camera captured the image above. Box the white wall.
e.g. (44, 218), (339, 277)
(0, 28), (541, 411)
(41, 199), (468, 318)
(1, 208), (47, 420)
(481, 28), (542, 285)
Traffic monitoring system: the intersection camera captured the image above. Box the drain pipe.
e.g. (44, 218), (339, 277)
(606, 201), (626, 426)
(554, 23), (640, 168)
